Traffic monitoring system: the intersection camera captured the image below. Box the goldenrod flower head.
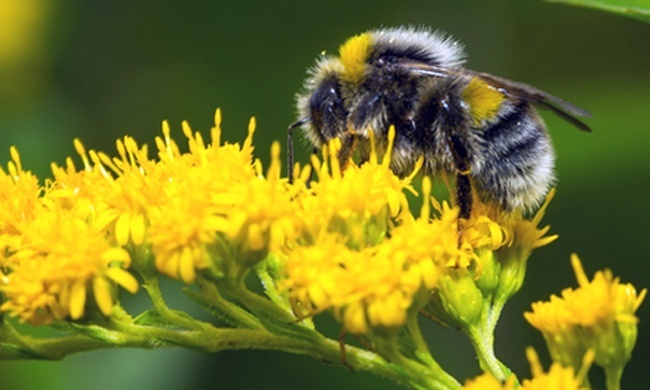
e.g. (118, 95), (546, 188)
(47, 138), (153, 247)
(524, 295), (584, 370)
(213, 142), (300, 257)
(390, 177), (474, 287)
(499, 189), (558, 260)
(284, 172), (473, 334)
(463, 348), (593, 390)
(424, 189), (556, 330)
(0, 206), (138, 325)
(566, 254), (645, 329)
(312, 140), (409, 215)
(99, 136), (157, 246)
(283, 145), (449, 334)
(283, 232), (427, 334)
(519, 347), (593, 390)
(148, 171), (222, 284)
(298, 129), (415, 247)
(525, 254), (646, 374)
(490, 189), (558, 303)
(0, 147), (42, 262)
(462, 372), (516, 390)
(147, 114), (252, 283)
(148, 112), (300, 283)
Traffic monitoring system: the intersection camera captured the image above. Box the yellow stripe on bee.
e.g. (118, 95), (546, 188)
(461, 77), (505, 125)
(339, 32), (371, 83)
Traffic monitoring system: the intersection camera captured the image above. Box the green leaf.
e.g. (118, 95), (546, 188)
(548, 0), (650, 23)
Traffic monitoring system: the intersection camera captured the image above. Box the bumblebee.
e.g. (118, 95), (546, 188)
(288, 26), (590, 218)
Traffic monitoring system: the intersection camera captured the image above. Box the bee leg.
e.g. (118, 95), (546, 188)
(448, 139), (474, 225)
(438, 97), (475, 223)
(455, 172), (472, 221)
(287, 118), (309, 184)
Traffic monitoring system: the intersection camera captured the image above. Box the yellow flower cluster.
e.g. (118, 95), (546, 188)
(0, 148), (138, 324)
(525, 254), (646, 375)
(283, 172), (471, 334)
(282, 137), (447, 334)
(463, 348), (593, 390)
(0, 110), (302, 324)
(145, 116), (300, 283)
(0, 107), (645, 389)
(0, 110), (560, 335)
(281, 128), (555, 334)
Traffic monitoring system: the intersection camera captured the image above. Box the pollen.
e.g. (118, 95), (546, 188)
(339, 32), (372, 84)
(462, 77), (505, 126)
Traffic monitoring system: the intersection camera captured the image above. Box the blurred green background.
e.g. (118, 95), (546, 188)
(1, 0), (648, 389)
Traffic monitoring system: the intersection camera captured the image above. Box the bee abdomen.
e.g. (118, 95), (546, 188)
(474, 103), (555, 212)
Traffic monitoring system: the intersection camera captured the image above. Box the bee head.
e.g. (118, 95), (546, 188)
(338, 32), (372, 84)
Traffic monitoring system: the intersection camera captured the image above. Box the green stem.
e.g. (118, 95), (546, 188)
(465, 323), (510, 381)
(255, 260), (292, 313)
(189, 276), (265, 330)
(0, 316), (422, 389)
(605, 365), (623, 390)
(0, 333), (133, 360)
(141, 274), (204, 330)
(405, 315), (460, 388)
(225, 280), (295, 321)
(485, 298), (505, 334)
(406, 315), (433, 363)
(373, 335), (461, 390)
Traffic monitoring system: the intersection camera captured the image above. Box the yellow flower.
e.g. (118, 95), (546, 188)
(149, 111), (300, 283)
(462, 348), (593, 390)
(388, 177), (474, 288)
(295, 128), (416, 247)
(213, 141), (300, 258)
(0, 146), (139, 324)
(283, 232), (424, 334)
(148, 170), (224, 284)
(98, 136), (159, 246)
(462, 372), (516, 390)
(0, 147), (42, 263)
(46, 139), (143, 247)
(490, 189), (558, 303)
(284, 171), (461, 334)
(519, 347), (593, 390)
(422, 189), (556, 331)
(147, 113), (253, 282)
(0, 205), (138, 325)
(525, 254), (646, 377)
(282, 145), (432, 333)
(282, 127), (557, 335)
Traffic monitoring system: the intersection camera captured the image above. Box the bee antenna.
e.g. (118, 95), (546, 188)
(287, 117), (310, 184)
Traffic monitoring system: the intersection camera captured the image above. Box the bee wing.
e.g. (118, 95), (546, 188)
(470, 70), (592, 132)
(399, 61), (592, 132)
